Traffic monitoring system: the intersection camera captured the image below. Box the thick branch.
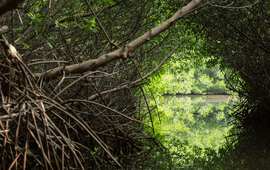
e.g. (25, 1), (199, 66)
(34, 0), (202, 80)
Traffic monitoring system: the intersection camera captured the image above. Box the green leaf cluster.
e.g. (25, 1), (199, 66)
(148, 64), (231, 96)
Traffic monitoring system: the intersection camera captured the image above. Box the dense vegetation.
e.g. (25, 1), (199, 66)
(144, 48), (235, 169)
(145, 0), (270, 169)
(0, 0), (205, 169)
(1, 0), (270, 169)
(189, 1), (270, 169)
(149, 64), (231, 95)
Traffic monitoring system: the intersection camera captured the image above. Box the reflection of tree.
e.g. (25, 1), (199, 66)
(162, 97), (232, 150)
(0, 0), (204, 169)
(188, 0), (270, 168)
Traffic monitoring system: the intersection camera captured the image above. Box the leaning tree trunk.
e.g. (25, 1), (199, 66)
(0, 0), (202, 169)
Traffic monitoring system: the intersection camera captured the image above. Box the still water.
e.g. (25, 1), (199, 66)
(163, 94), (235, 102)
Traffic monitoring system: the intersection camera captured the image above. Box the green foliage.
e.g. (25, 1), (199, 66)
(148, 63), (231, 96)
(139, 6), (236, 165)
(16, 41), (29, 48)
(144, 96), (234, 169)
(143, 24), (235, 167)
(82, 17), (98, 32)
(5, 0), (248, 168)
(145, 63), (236, 169)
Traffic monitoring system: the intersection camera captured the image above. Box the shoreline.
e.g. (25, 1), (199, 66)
(162, 94), (239, 103)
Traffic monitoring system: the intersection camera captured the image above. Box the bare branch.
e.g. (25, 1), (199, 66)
(34, 0), (202, 80)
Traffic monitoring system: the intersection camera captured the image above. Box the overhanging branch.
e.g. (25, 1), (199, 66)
(34, 0), (202, 80)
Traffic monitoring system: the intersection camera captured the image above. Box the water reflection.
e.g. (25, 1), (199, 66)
(158, 96), (234, 151)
